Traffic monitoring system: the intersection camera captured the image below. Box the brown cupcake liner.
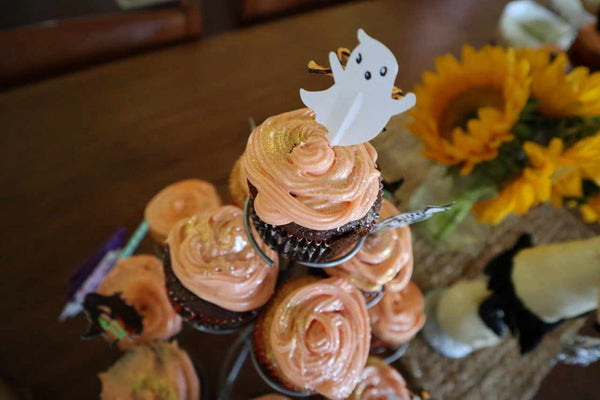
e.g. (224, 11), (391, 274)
(248, 190), (382, 264)
(163, 246), (259, 332)
(250, 209), (332, 262)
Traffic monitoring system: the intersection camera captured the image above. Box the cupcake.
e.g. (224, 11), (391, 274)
(96, 255), (182, 349)
(243, 108), (382, 263)
(99, 341), (200, 400)
(145, 179), (222, 244)
(369, 281), (426, 351)
(253, 276), (370, 399)
(229, 155), (250, 209)
(165, 205), (279, 331)
(349, 357), (411, 400)
(326, 199), (413, 293)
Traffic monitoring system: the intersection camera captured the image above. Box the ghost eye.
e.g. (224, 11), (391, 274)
(380, 66), (387, 76)
(356, 53), (362, 64)
(364, 71), (371, 80)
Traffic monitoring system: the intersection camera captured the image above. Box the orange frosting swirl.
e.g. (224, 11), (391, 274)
(269, 277), (370, 399)
(229, 155), (250, 208)
(327, 200), (413, 292)
(243, 108), (380, 230)
(145, 179), (222, 243)
(167, 205), (278, 312)
(99, 341), (199, 400)
(369, 282), (426, 347)
(97, 255), (182, 350)
(349, 357), (411, 400)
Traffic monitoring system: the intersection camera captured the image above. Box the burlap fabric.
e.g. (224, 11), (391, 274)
(373, 117), (595, 400)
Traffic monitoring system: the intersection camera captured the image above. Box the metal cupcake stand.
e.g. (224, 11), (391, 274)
(210, 197), (452, 398)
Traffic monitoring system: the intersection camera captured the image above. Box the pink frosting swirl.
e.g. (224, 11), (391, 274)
(327, 200), (413, 292)
(167, 205), (278, 312)
(349, 358), (411, 400)
(369, 282), (426, 347)
(243, 108), (381, 230)
(269, 277), (370, 399)
(99, 342), (199, 400)
(97, 255), (182, 349)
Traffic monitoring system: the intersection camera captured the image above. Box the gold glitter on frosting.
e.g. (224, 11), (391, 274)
(99, 342), (199, 400)
(242, 108), (381, 230)
(269, 277), (370, 399)
(327, 200), (413, 292)
(167, 205), (279, 312)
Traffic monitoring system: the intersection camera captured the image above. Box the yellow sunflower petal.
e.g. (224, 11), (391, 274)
(579, 194), (600, 223)
(517, 49), (600, 117)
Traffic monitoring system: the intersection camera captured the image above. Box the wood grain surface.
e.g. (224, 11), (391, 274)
(0, 1), (597, 399)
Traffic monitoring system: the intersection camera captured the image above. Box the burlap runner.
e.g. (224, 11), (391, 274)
(373, 117), (596, 400)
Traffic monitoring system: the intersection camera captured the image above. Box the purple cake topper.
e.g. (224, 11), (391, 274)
(59, 228), (126, 321)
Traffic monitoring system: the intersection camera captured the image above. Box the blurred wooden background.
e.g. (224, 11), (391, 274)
(0, 1), (597, 399)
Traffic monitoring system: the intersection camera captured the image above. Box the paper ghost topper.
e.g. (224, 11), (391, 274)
(81, 292), (143, 341)
(300, 29), (416, 146)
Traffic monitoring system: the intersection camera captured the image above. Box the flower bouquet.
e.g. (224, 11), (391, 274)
(407, 45), (600, 242)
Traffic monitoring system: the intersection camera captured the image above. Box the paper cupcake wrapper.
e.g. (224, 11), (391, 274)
(163, 246), (260, 332)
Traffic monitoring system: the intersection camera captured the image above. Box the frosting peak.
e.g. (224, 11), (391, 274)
(349, 357), (411, 400)
(327, 200), (413, 292)
(290, 135), (336, 176)
(145, 179), (221, 243)
(243, 108), (381, 230)
(269, 277), (370, 399)
(97, 255), (182, 349)
(167, 205), (278, 312)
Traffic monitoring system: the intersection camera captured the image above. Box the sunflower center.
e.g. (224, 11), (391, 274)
(439, 86), (504, 140)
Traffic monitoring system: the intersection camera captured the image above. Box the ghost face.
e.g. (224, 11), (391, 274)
(343, 29), (398, 96)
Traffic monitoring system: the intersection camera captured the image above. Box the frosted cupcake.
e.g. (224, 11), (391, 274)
(369, 281), (426, 352)
(229, 155), (250, 209)
(165, 205), (279, 331)
(349, 357), (411, 400)
(99, 341), (200, 400)
(326, 199), (413, 293)
(253, 276), (370, 399)
(243, 108), (382, 263)
(97, 255), (182, 349)
(145, 179), (222, 244)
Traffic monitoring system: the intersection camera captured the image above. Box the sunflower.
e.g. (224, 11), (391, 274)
(580, 194), (600, 223)
(559, 133), (600, 185)
(473, 135), (600, 223)
(542, 134), (600, 204)
(471, 140), (555, 224)
(517, 48), (600, 117)
(409, 46), (531, 174)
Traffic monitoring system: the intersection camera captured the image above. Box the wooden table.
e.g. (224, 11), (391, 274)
(1, 0), (596, 399)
